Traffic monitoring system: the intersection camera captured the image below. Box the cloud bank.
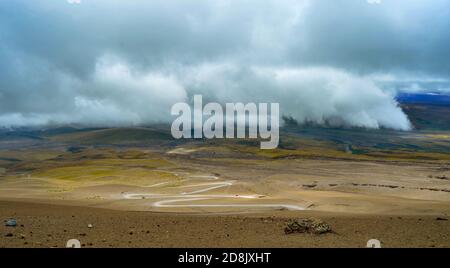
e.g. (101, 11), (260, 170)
(1, 0), (449, 130)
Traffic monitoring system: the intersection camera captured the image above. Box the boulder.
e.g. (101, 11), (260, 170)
(5, 218), (17, 227)
(284, 218), (331, 235)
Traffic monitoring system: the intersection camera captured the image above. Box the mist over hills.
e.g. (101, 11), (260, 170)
(0, 98), (449, 161)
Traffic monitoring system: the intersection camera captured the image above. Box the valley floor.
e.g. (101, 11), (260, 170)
(1, 127), (450, 247)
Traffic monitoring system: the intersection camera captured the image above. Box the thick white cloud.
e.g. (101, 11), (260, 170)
(0, 56), (412, 130)
(0, 0), (449, 129)
(181, 64), (412, 130)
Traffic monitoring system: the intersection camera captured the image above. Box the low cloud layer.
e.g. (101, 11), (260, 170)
(1, 0), (449, 129)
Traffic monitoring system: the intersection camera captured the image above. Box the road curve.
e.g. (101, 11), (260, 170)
(122, 171), (306, 211)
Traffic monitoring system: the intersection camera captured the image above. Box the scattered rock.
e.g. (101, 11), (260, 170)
(284, 218), (332, 235)
(67, 146), (85, 154)
(87, 224), (93, 228)
(4, 218), (17, 227)
(436, 217), (448, 221)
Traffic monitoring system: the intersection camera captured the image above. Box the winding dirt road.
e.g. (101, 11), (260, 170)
(122, 171), (306, 211)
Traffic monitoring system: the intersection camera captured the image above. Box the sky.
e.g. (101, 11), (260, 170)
(0, 0), (449, 129)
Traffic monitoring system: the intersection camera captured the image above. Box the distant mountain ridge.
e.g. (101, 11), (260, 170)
(397, 93), (450, 106)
